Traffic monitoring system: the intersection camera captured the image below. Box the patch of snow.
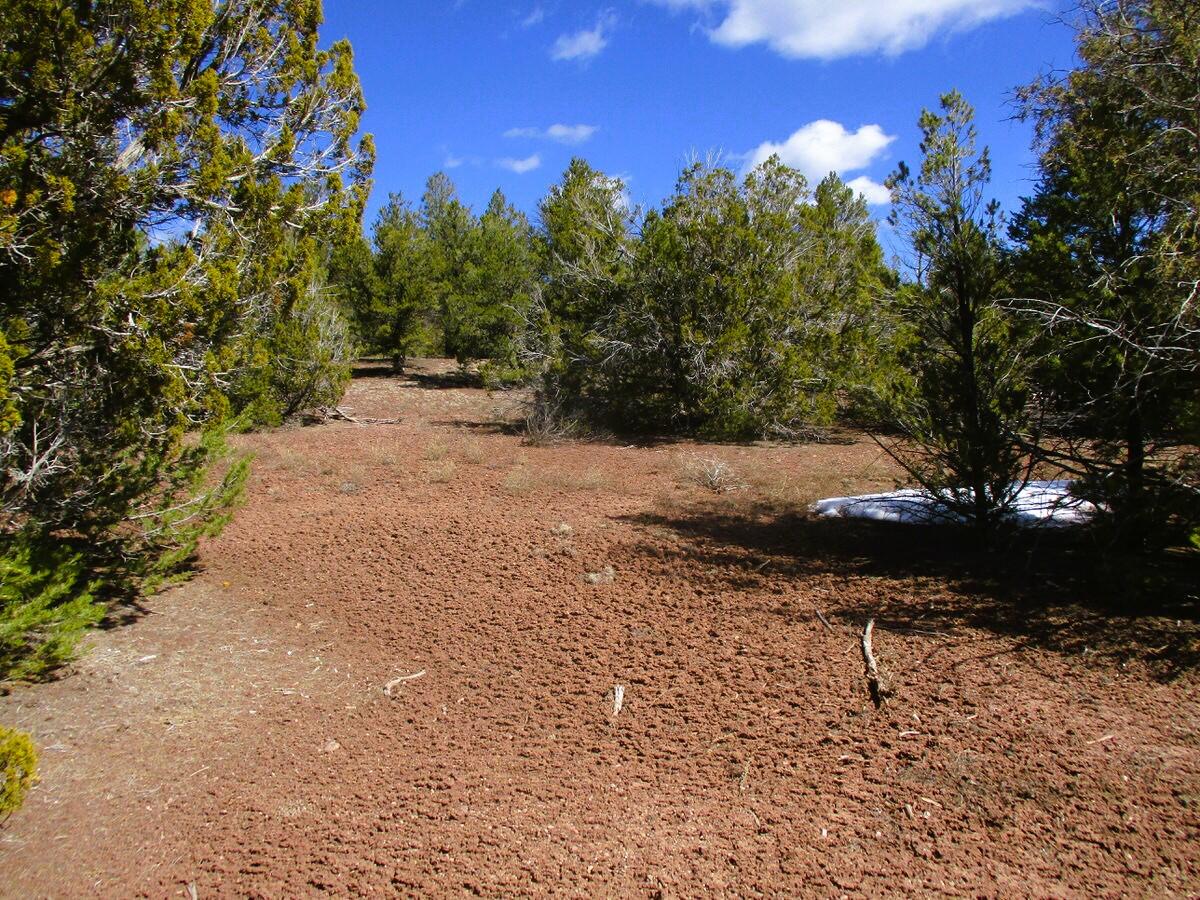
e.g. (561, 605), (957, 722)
(810, 480), (1096, 528)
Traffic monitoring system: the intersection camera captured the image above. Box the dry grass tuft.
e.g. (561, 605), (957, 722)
(425, 459), (457, 484)
(743, 471), (811, 512)
(680, 454), (744, 493)
(583, 565), (615, 585)
(502, 464), (536, 495)
(424, 438), (451, 461)
(459, 439), (487, 465)
(551, 466), (610, 492)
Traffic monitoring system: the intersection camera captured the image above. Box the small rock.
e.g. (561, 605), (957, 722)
(583, 565), (615, 585)
(320, 739), (341, 753)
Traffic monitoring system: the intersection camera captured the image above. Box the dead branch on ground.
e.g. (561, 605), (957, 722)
(861, 618), (892, 707)
(310, 406), (402, 426)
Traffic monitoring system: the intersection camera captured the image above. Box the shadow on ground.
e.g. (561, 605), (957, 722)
(350, 359), (483, 389)
(619, 505), (1200, 682)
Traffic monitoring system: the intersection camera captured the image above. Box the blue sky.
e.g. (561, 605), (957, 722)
(322, 1), (1078, 238)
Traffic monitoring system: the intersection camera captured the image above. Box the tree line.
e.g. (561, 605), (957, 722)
(333, 0), (1197, 551)
(332, 158), (893, 439)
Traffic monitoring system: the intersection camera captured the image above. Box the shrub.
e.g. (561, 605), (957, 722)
(0, 726), (37, 819)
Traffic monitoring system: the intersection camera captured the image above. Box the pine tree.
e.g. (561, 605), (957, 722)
(453, 189), (536, 373)
(366, 194), (437, 365)
(881, 91), (1030, 528)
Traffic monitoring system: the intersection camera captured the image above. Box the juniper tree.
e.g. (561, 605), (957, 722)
(1011, 0), (1200, 545)
(528, 156), (891, 438)
(0, 0), (372, 678)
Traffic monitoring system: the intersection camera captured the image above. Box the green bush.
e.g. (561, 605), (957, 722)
(0, 726), (37, 819)
(0, 535), (104, 683)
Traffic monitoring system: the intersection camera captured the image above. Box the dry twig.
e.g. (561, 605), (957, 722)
(383, 669), (427, 696)
(861, 618), (892, 707)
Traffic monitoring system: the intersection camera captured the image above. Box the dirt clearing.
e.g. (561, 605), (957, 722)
(2, 360), (1197, 896)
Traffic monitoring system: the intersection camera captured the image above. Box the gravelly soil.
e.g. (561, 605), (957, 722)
(1, 359), (1197, 897)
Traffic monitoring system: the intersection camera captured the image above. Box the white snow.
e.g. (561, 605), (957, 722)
(810, 480), (1096, 527)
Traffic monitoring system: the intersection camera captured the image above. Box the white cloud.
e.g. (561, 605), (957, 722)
(521, 6), (545, 27)
(747, 120), (893, 173)
(504, 123), (598, 145)
(846, 175), (893, 205)
(498, 154), (542, 174)
(551, 9), (617, 61)
(746, 119), (896, 204)
(444, 155), (465, 169)
(547, 123), (598, 144)
(648, 0), (1035, 60)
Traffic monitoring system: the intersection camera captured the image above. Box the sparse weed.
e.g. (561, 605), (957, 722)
(333, 463), (367, 494)
(424, 438), (451, 461)
(459, 439), (487, 465)
(426, 460), (457, 483)
(274, 447), (317, 475)
(583, 565), (615, 585)
(552, 466), (610, 492)
(502, 464), (536, 494)
(744, 471), (809, 511)
(522, 387), (581, 446)
(681, 454), (743, 493)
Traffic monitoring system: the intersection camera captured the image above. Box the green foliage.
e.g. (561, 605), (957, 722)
(361, 193), (439, 361)
(529, 157), (892, 439)
(1011, 0), (1200, 546)
(0, 422), (246, 683)
(0, 1), (365, 676)
(0, 534), (102, 682)
(353, 177), (540, 372)
(448, 190), (536, 366)
(535, 157), (634, 400)
(0, 726), (36, 818)
(881, 91), (1030, 527)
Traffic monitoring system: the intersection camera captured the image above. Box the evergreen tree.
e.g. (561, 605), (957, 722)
(531, 159), (635, 405)
(881, 91), (1030, 528)
(1012, 0), (1200, 545)
(452, 189), (536, 372)
(420, 172), (475, 358)
(0, 0), (371, 678)
(529, 156), (891, 438)
(798, 173), (897, 421)
(366, 193), (437, 365)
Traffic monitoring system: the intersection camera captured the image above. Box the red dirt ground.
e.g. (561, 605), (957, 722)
(1, 359), (1197, 897)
